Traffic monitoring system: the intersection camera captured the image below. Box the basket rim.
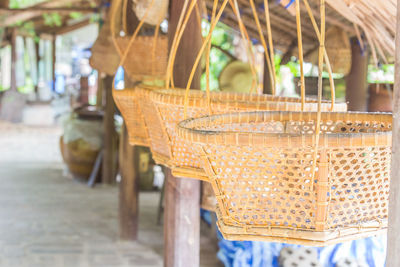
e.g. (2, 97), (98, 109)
(148, 87), (348, 107)
(177, 111), (392, 148)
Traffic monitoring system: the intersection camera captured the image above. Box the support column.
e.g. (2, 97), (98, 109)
(51, 34), (56, 92)
(119, 122), (139, 240)
(345, 38), (368, 111)
(102, 75), (117, 184)
(119, 74), (139, 240)
(386, 0), (400, 265)
(10, 28), (17, 91)
(164, 0), (201, 266)
(263, 58), (272, 94)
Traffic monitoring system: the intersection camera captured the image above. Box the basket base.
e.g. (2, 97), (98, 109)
(151, 152), (171, 167)
(128, 136), (149, 147)
(215, 209), (387, 246)
(171, 166), (208, 181)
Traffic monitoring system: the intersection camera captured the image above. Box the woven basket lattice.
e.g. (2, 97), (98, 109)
(113, 88), (149, 146)
(115, 35), (168, 81)
(149, 88), (347, 180)
(177, 111), (392, 245)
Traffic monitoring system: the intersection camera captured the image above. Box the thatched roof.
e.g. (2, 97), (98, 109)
(204, 0), (395, 63)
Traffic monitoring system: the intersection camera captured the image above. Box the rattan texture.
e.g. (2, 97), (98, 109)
(115, 35), (168, 81)
(113, 88), (149, 147)
(149, 88), (347, 180)
(177, 111), (392, 245)
(136, 86), (171, 166)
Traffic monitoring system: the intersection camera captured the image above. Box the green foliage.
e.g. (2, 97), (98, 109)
(9, 0), (45, 8)
(200, 22), (234, 91)
(69, 12), (83, 20)
(368, 64), (394, 83)
(43, 12), (62, 27)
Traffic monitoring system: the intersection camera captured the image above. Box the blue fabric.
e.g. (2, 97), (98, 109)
(217, 234), (387, 267)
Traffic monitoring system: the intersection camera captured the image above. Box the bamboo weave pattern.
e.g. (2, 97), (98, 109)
(178, 111), (392, 245)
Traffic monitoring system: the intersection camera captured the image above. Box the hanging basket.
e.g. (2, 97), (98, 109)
(177, 111), (392, 245)
(90, 22), (120, 75)
(113, 87), (149, 146)
(114, 35), (168, 82)
(149, 88), (347, 180)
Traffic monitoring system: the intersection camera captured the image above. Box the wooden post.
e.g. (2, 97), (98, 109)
(263, 58), (272, 94)
(345, 38), (368, 111)
(119, 122), (139, 240)
(386, 0), (400, 265)
(118, 74), (139, 240)
(102, 75), (117, 184)
(164, 0), (201, 266)
(10, 28), (17, 91)
(51, 34), (56, 92)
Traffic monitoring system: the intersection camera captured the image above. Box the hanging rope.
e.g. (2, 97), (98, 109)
(311, 0), (325, 191)
(263, 0), (276, 95)
(229, 0), (258, 93)
(165, 0), (191, 89)
(183, 0), (230, 118)
(295, 0), (305, 111)
(249, 0), (275, 95)
(205, 0), (219, 115)
(303, 0), (335, 111)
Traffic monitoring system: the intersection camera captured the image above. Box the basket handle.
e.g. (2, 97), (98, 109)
(249, 0), (276, 95)
(303, 0), (335, 111)
(310, 0), (326, 191)
(110, 0), (159, 83)
(181, 0), (229, 118)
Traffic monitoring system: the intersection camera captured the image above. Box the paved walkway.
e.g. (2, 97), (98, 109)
(0, 121), (221, 267)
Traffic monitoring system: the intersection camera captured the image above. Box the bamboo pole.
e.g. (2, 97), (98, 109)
(386, 0), (400, 265)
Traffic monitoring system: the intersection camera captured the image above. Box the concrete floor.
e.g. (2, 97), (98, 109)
(0, 121), (221, 267)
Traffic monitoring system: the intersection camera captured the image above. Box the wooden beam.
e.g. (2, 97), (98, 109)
(102, 75), (117, 184)
(0, 0), (88, 27)
(164, 0), (201, 266)
(386, 0), (400, 265)
(55, 19), (92, 35)
(345, 38), (369, 111)
(0, 6), (97, 13)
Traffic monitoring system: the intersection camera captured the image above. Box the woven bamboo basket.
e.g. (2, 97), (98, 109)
(149, 88), (347, 180)
(177, 111), (392, 245)
(113, 88), (149, 146)
(114, 35), (168, 82)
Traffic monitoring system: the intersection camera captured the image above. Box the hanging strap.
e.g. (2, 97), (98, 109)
(303, 0), (335, 111)
(295, 0), (305, 111)
(182, 0), (230, 118)
(249, 0), (275, 94)
(110, 0), (156, 92)
(229, 0), (258, 94)
(311, 0), (326, 191)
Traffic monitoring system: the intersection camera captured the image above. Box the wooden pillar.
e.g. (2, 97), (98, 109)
(51, 35), (56, 91)
(345, 38), (368, 111)
(10, 28), (17, 91)
(102, 75), (117, 184)
(119, 123), (139, 240)
(386, 0), (400, 265)
(164, 0), (201, 266)
(119, 74), (139, 240)
(263, 58), (272, 94)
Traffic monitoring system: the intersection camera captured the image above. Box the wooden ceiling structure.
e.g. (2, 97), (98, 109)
(0, 0), (100, 42)
(203, 0), (396, 63)
(0, 0), (396, 62)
